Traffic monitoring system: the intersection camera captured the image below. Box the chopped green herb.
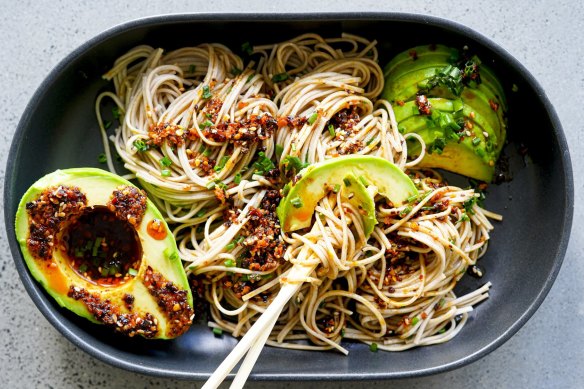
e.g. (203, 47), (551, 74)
(366, 137), (376, 146)
(369, 343), (379, 352)
(438, 328), (446, 334)
(341, 328), (345, 337)
(225, 242), (236, 251)
(428, 137), (447, 155)
(128, 268), (138, 276)
(92, 237), (103, 257)
(224, 259), (235, 267)
(203, 147), (212, 157)
(212, 327), (223, 336)
(275, 144), (284, 158)
(246, 74), (254, 83)
(230, 67), (242, 76)
(253, 151), (275, 175)
(188, 64), (196, 73)
(406, 193), (419, 203)
(202, 85), (212, 99)
(161, 169), (171, 177)
(112, 106), (121, 119)
(241, 41), (253, 55)
(271, 72), (289, 83)
(398, 125), (406, 134)
(78, 264), (88, 273)
(308, 112), (318, 125)
(281, 155), (309, 176)
(399, 206), (412, 217)
(291, 143), (297, 152)
(411, 317), (419, 326)
(104, 121), (112, 129)
(463, 197), (477, 215)
(98, 153), (107, 164)
(343, 177), (351, 187)
(214, 155), (230, 172)
(332, 184), (341, 193)
(195, 209), (206, 218)
(459, 213), (470, 223)
(472, 137), (481, 146)
(290, 196), (303, 208)
(328, 124), (336, 137)
(234, 172), (242, 184)
(159, 157), (172, 167)
(420, 64), (464, 96)
(512, 84), (519, 92)
(202, 120), (213, 128)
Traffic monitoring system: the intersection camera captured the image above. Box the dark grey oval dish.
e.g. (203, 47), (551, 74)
(4, 13), (573, 380)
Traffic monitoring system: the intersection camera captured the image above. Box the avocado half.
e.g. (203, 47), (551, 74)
(15, 168), (193, 339)
(383, 44), (507, 182)
(277, 155), (417, 235)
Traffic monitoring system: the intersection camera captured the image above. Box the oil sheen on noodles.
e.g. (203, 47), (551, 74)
(96, 33), (501, 353)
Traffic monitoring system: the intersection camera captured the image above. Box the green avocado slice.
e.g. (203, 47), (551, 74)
(338, 173), (377, 237)
(277, 156), (417, 234)
(384, 53), (453, 81)
(14, 168), (193, 339)
(383, 44), (455, 75)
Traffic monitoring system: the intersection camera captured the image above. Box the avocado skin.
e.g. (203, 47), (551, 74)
(15, 168), (193, 339)
(277, 155), (417, 234)
(383, 45), (507, 182)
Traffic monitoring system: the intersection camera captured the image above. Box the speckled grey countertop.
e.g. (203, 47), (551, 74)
(1, 1), (583, 388)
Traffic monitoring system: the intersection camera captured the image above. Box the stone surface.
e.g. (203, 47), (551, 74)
(1, 1), (582, 388)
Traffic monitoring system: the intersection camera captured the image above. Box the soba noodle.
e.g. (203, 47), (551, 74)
(96, 33), (500, 353)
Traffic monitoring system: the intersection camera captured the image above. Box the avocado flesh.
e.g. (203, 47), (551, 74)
(383, 45), (507, 181)
(339, 174), (377, 237)
(277, 156), (417, 234)
(14, 168), (193, 339)
(383, 45), (454, 75)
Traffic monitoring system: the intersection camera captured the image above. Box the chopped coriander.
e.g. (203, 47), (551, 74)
(104, 121), (112, 129)
(271, 72), (289, 83)
(161, 169), (171, 177)
(230, 67), (242, 76)
(202, 85), (212, 99)
(224, 259), (235, 267)
(159, 157), (172, 167)
(188, 64), (196, 73)
(343, 177), (351, 187)
(212, 327), (223, 336)
(290, 196), (303, 208)
(275, 144), (284, 158)
(97, 153), (107, 164)
(214, 155), (230, 172)
(253, 151), (275, 175)
(234, 172), (242, 184)
(241, 41), (253, 55)
(333, 184), (341, 193)
(112, 106), (121, 119)
(281, 155), (309, 175)
(369, 343), (378, 352)
(202, 120), (213, 128)
(128, 268), (138, 276)
(308, 112), (318, 125)
(328, 124), (336, 137)
(463, 197), (477, 215)
(399, 206), (412, 217)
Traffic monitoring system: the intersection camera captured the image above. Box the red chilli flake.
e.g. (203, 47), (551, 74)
(415, 95), (432, 115)
(68, 286), (159, 338)
(25, 186), (87, 260)
(143, 266), (194, 338)
(107, 186), (147, 227)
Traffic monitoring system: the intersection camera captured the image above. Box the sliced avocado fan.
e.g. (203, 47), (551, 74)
(277, 155), (417, 236)
(14, 168), (193, 339)
(382, 44), (508, 182)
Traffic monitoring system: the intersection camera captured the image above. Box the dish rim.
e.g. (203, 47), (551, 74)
(4, 12), (574, 380)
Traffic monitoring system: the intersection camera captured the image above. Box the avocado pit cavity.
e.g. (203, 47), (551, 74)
(63, 206), (142, 287)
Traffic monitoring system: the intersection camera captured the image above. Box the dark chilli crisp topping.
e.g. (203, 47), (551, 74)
(143, 266), (194, 338)
(107, 185), (147, 227)
(26, 186), (87, 260)
(67, 286), (158, 337)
